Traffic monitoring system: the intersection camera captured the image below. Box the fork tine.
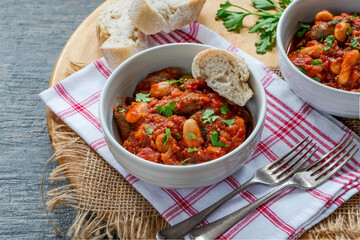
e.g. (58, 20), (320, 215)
(271, 139), (312, 173)
(267, 136), (309, 170)
(304, 136), (351, 171)
(314, 147), (359, 182)
(309, 140), (353, 175)
(276, 145), (318, 180)
(313, 144), (357, 179)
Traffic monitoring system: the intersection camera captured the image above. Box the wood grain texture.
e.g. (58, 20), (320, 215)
(0, 0), (103, 238)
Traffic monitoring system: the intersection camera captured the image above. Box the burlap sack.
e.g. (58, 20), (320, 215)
(44, 66), (360, 239)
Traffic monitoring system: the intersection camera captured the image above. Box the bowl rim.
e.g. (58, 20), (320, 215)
(99, 43), (267, 170)
(276, 0), (360, 96)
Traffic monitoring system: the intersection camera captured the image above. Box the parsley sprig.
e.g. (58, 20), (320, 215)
(350, 37), (360, 50)
(157, 101), (176, 117)
(202, 110), (219, 123)
(162, 129), (171, 145)
(168, 78), (184, 85)
(323, 35), (335, 51)
(210, 131), (228, 147)
(310, 59), (323, 66)
(216, 0), (292, 54)
(136, 93), (152, 102)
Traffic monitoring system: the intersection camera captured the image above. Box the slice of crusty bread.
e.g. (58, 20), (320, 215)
(97, 0), (148, 69)
(192, 49), (254, 106)
(128, 0), (206, 34)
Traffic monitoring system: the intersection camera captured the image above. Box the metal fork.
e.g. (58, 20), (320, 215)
(189, 137), (359, 240)
(157, 137), (317, 239)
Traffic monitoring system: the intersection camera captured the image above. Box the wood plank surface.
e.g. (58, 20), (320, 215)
(0, 0), (103, 238)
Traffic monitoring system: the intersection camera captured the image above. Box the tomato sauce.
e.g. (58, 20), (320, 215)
(113, 67), (253, 165)
(287, 11), (360, 92)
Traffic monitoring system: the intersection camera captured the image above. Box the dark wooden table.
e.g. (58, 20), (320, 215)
(0, 0), (102, 238)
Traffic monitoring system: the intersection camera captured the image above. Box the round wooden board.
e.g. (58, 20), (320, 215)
(47, 0), (279, 191)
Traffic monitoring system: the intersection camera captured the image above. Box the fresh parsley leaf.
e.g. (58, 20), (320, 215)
(323, 35), (335, 51)
(347, 17), (351, 21)
(145, 125), (153, 136)
(187, 72), (194, 78)
(350, 37), (360, 50)
(210, 131), (228, 147)
(157, 101), (176, 117)
(136, 93), (152, 102)
(354, 13), (358, 18)
(279, 0), (292, 8)
(118, 107), (125, 113)
(202, 110), (219, 123)
(310, 59), (323, 66)
(188, 147), (198, 152)
(175, 133), (182, 138)
(313, 77), (321, 82)
(358, 89), (360, 92)
(186, 132), (196, 140)
(255, 34), (273, 54)
(222, 11), (250, 32)
(346, 27), (351, 36)
(331, 19), (342, 25)
(296, 22), (311, 38)
(251, 0), (277, 11)
(297, 46), (305, 52)
(216, 1), (233, 19)
(318, 30), (325, 43)
(181, 158), (190, 164)
(297, 66), (307, 75)
(220, 104), (229, 114)
(168, 78), (184, 85)
(222, 119), (235, 125)
(162, 128), (171, 145)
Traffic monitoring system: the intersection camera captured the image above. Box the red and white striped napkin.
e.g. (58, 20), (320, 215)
(40, 22), (360, 239)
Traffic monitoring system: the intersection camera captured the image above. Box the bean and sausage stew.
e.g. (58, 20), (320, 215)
(113, 67), (253, 165)
(288, 10), (360, 92)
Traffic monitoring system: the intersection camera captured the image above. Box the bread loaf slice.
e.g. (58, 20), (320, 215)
(192, 49), (254, 106)
(97, 0), (148, 69)
(129, 0), (206, 34)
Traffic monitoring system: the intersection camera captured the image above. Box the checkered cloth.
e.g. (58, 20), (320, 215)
(40, 22), (360, 239)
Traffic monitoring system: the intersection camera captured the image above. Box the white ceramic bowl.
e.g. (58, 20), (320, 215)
(277, 0), (360, 118)
(99, 43), (266, 188)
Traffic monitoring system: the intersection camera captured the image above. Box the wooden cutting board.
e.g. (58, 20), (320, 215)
(47, 0), (278, 189)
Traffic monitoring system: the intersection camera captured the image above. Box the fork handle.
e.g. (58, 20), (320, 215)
(156, 180), (255, 240)
(189, 181), (295, 240)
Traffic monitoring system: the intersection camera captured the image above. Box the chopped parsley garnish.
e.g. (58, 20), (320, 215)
(310, 59), (323, 66)
(313, 77), (321, 82)
(346, 27), (351, 36)
(331, 19), (342, 25)
(168, 78), (184, 85)
(157, 101), (176, 117)
(358, 89), (360, 92)
(296, 22), (311, 38)
(187, 72), (194, 78)
(135, 93), (152, 102)
(186, 132), (196, 140)
(220, 104), (229, 114)
(347, 17), (351, 21)
(297, 66), (307, 75)
(354, 13), (358, 18)
(188, 147), (198, 152)
(210, 131), (228, 147)
(202, 110), (219, 123)
(175, 133), (182, 138)
(297, 46), (305, 52)
(222, 119), (235, 125)
(118, 107), (125, 113)
(145, 125), (153, 136)
(323, 35), (335, 51)
(350, 37), (360, 50)
(162, 128), (171, 145)
(318, 30), (325, 43)
(182, 158), (190, 164)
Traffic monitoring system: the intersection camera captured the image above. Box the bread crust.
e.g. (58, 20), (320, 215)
(97, 0), (148, 69)
(129, 0), (206, 34)
(192, 49), (254, 106)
